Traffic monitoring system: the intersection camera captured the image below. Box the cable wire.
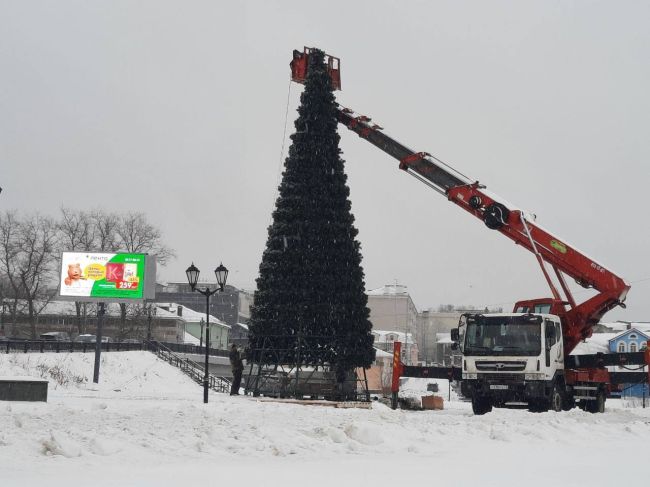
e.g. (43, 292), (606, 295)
(269, 77), (293, 225)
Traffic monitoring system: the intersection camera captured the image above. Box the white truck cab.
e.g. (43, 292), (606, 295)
(454, 313), (566, 414)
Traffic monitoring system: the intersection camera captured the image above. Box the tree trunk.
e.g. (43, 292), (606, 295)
(10, 298), (18, 337)
(28, 299), (36, 339)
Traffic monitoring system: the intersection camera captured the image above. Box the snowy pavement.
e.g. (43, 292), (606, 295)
(1, 351), (649, 487)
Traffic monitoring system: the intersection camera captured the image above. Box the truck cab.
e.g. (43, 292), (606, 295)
(454, 312), (565, 414)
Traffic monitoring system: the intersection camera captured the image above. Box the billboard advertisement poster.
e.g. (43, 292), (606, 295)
(59, 252), (154, 301)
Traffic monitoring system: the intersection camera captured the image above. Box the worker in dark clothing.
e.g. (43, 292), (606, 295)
(229, 344), (244, 395)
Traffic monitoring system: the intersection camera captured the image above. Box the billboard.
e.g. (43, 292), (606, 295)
(59, 252), (156, 302)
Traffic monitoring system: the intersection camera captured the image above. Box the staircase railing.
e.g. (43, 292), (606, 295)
(145, 340), (231, 394)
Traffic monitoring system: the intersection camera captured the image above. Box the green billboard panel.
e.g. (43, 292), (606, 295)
(59, 252), (155, 302)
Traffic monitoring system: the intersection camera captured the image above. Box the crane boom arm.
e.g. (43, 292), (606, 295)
(337, 104), (630, 353)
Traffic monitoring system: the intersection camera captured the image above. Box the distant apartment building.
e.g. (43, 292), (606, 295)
(417, 310), (462, 364)
(155, 281), (239, 328)
(366, 284), (418, 356)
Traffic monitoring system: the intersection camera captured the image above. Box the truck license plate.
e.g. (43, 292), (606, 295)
(490, 384), (508, 390)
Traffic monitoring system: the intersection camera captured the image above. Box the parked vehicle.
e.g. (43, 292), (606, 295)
(39, 332), (71, 341)
(73, 334), (112, 343)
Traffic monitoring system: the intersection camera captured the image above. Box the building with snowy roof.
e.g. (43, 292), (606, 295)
(155, 281), (240, 329)
(156, 303), (230, 350)
(607, 328), (649, 398)
(371, 330), (418, 365)
(608, 328), (649, 354)
(1, 299), (185, 342)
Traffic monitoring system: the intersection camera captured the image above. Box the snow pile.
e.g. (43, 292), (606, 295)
(0, 351), (199, 396)
(0, 351), (649, 487)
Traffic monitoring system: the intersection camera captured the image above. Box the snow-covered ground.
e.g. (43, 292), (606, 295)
(1, 351), (649, 487)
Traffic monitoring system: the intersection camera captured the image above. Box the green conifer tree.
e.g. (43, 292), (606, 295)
(249, 49), (375, 386)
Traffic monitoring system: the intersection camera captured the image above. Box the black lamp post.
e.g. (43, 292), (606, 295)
(186, 262), (228, 404)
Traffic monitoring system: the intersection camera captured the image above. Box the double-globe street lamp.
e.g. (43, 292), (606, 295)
(185, 262), (228, 404)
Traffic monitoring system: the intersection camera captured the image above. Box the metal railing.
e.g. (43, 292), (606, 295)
(1, 339), (230, 356)
(146, 340), (231, 394)
(1, 339), (145, 354)
(152, 341), (230, 358)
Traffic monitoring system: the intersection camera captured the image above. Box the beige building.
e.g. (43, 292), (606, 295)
(366, 284), (418, 355)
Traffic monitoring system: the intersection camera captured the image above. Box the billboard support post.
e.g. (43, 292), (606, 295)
(93, 302), (105, 384)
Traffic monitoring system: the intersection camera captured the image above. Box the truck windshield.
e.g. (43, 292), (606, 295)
(464, 317), (541, 356)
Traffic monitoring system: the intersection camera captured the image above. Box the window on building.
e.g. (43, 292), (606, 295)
(630, 334), (637, 340)
(630, 342), (637, 353)
(617, 342), (626, 353)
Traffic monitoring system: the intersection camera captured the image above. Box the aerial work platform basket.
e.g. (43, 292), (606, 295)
(290, 47), (341, 90)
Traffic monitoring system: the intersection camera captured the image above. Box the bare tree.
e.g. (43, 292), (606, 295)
(90, 209), (120, 253)
(114, 302), (153, 341)
(0, 211), (23, 335)
(13, 214), (59, 338)
(59, 208), (96, 251)
(116, 212), (174, 265)
(115, 212), (175, 330)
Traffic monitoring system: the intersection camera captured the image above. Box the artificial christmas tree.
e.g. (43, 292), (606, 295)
(249, 48), (375, 393)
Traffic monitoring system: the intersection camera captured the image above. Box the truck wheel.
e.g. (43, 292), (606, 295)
(561, 393), (575, 411)
(587, 391), (606, 414)
(472, 397), (492, 415)
(550, 385), (562, 412)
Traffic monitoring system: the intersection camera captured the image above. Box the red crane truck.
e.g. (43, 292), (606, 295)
(290, 47), (650, 414)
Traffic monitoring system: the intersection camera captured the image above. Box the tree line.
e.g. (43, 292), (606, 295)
(0, 208), (173, 339)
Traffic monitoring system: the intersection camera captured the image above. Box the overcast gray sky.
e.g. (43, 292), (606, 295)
(2, 1), (649, 322)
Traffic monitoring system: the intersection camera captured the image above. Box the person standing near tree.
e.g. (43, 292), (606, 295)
(229, 344), (243, 395)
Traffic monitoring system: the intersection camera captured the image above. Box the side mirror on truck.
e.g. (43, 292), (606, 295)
(451, 328), (459, 342)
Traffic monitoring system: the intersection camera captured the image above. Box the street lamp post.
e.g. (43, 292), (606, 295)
(186, 262), (228, 404)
